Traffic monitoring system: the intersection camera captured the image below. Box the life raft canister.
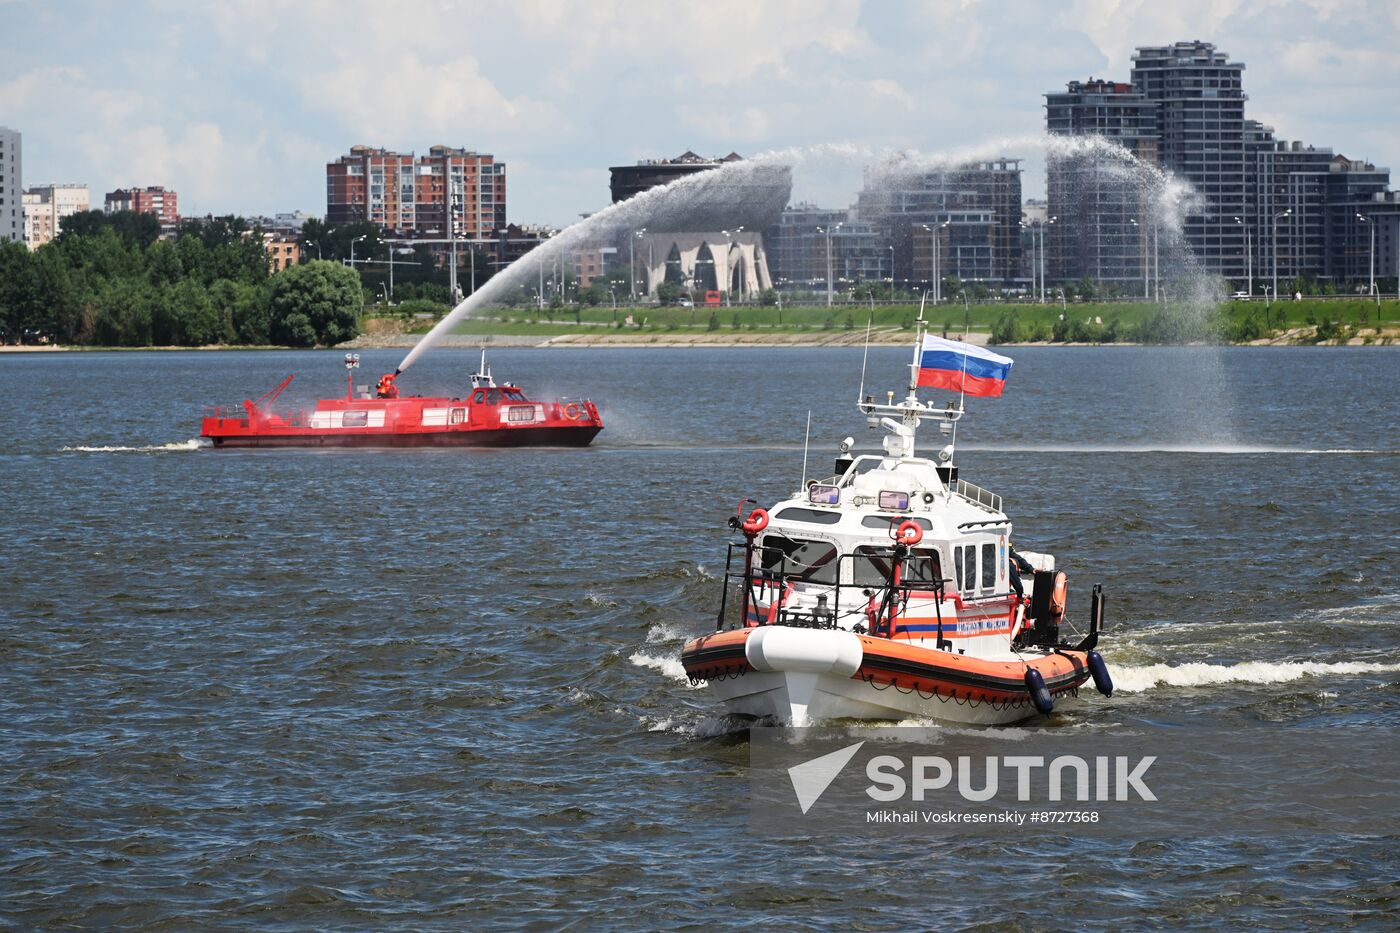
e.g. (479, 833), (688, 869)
(1031, 569), (1069, 622)
(1049, 570), (1068, 617)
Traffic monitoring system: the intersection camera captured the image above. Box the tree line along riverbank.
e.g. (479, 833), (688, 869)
(0, 212), (361, 348)
(2, 214), (1395, 349)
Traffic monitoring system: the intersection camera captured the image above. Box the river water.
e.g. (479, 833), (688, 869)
(3, 346), (1398, 929)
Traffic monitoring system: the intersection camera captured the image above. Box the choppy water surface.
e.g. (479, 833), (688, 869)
(3, 346), (1398, 929)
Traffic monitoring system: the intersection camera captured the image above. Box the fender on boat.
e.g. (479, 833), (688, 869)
(745, 627), (863, 677)
(1086, 650), (1113, 697)
(1024, 668), (1054, 714)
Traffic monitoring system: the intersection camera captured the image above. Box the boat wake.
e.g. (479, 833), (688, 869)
(61, 439), (211, 453)
(1110, 659), (1400, 694)
(961, 443), (1387, 455)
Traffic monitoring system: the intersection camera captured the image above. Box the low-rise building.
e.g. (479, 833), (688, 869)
(105, 186), (179, 224)
(263, 232), (301, 272)
(23, 183), (89, 249)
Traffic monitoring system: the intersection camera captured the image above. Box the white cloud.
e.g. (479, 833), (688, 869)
(2, 1), (1397, 223)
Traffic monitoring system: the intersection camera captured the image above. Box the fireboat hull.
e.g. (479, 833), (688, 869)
(682, 627), (1093, 727)
(206, 425), (602, 449)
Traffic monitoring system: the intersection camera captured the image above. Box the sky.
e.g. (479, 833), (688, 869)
(4, 0), (1400, 226)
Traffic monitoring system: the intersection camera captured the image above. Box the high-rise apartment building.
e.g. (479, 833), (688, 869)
(1044, 79), (1158, 287)
(762, 204), (889, 291)
(1131, 41), (1249, 280)
(857, 159), (1023, 286)
(105, 186), (179, 224)
(764, 204), (852, 288)
(23, 183), (89, 249)
(1245, 123), (1332, 290)
(0, 126), (21, 244)
(325, 145), (506, 239)
(1326, 156), (1400, 288)
(1046, 39), (1400, 291)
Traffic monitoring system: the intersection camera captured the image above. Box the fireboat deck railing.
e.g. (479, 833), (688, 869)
(202, 406), (249, 423)
(955, 479), (1002, 514)
(715, 542), (948, 639)
(203, 405), (313, 428)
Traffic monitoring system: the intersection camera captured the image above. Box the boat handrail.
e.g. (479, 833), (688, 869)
(202, 405), (249, 422)
(714, 541), (948, 634)
(955, 479), (1002, 514)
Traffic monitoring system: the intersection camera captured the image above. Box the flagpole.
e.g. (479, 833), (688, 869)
(909, 291), (928, 397)
(951, 340), (969, 453)
(857, 314), (873, 405)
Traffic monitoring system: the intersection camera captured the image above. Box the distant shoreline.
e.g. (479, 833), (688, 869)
(5, 325), (1396, 353)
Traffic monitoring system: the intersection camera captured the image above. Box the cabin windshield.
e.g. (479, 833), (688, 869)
(759, 534), (839, 585)
(503, 388), (525, 400)
(474, 389), (504, 405)
(851, 546), (942, 588)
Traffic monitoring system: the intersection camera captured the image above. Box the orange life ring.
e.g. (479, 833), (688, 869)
(1050, 570), (1068, 617)
(741, 508), (770, 536)
(895, 520), (923, 546)
(564, 403), (581, 420)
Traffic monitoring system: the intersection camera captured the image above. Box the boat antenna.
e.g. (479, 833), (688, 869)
(856, 314), (873, 404)
(800, 410), (812, 489)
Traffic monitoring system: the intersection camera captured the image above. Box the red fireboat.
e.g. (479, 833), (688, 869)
(201, 351), (602, 449)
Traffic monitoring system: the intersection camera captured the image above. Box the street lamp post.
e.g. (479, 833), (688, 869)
(922, 221), (949, 304)
(448, 195), (458, 302)
(1152, 217), (1162, 304)
(721, 229), (732, 307)
(631, 228), (646, 303)
(1020, 218), (1040, 302)
(1234, 215), (1253, 297)
(888, 244), (895, 298)
(1129, 218), (1147, 300)
(818, 222), (842, 307)
(1358, 213), (1376, 306)
(1272, 208), (1292, 309)
(723, 225), (744, 305)
(1041, 217), (1056, 303)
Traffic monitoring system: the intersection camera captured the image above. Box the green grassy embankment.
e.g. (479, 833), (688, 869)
(396, 298), (1400, 343)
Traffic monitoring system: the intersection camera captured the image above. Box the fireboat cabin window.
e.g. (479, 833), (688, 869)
(759, 535), (839, 585)
(860, 515), (932, 532)
(473, 389), (504, 405)
(450, 408), (466, 425)
(774, 507), (842, 526)
(851, 546), (942, 588)
(981, 542), (997, 590)
(955, 544), (978, 594)
(341, 410), (368, 428)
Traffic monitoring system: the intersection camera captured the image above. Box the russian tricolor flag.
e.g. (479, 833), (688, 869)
(916, 335), (1014, 398)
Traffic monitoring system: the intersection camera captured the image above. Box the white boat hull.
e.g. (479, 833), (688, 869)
(707, 669), (1049, 727)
